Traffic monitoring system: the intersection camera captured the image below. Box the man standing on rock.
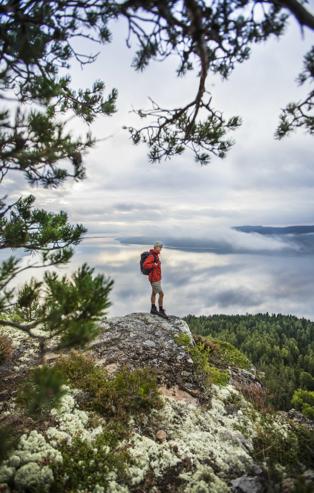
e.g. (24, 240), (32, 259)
(143, 241), (169, 319)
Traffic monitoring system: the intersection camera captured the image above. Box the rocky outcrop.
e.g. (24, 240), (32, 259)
(89, 313), (194, 373)
(87, 313), (210, 401)
(0, 313), (313, 493)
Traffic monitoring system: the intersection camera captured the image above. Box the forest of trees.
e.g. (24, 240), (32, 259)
(184, 313), (314, 415)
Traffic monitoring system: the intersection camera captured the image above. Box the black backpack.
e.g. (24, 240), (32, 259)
(140, 251), (157, 275)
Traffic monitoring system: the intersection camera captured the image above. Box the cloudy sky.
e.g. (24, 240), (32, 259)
(3, 4), (314, 319)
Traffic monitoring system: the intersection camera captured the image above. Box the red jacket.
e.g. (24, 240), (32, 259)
(143, 248), (161, 282)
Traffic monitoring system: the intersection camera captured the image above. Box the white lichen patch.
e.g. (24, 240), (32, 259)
(0, 323), (40, 374)
(0, 324), (39, 351)
(0, 387), (105, 491)
(14, 463), (54, 493)
(179, 464), (230, 493)
(0, 430), (62, 491)
(127, 434), (181, 485)
(49, 388), (103, 444)
(126, 390), (256, 492)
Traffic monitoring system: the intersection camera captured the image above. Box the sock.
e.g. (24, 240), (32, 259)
(159, 305), (163, 310)
(152, 304), (157, 308)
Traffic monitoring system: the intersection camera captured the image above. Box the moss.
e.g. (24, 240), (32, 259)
(51, 430), (130, 492)
(54, 352), (164, 426)
(194, 334), (251, 370)
(174, 334), (229, 387)
(208, 366), (229, 386)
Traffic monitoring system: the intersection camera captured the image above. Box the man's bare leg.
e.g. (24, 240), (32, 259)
(151, 290), (156, 305)
(158, 292), (164, 308)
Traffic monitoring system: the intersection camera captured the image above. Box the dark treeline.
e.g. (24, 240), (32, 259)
(184, 313), (314, 411)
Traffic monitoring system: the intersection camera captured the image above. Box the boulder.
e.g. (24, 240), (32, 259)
(88, 312), (210, 400)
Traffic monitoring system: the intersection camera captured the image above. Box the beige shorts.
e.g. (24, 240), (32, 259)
(151, 281), (163, 294)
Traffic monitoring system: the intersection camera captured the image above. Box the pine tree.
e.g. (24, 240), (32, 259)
(0, 0), (313, 413)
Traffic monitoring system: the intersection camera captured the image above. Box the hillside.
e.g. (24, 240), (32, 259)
(184, 313), (314, 415)
(0, 313), (313, 492)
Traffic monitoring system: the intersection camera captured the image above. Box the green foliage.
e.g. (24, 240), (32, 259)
(128, 104), (242, 164)
(0, 4), (313, 465)
(184, 313), (314, 412)
(212, 338), (251, 369)
(276, 46), (314, 139)
(1, 0), (312, 359)
(0, 107), (96, 188)
(0, 2), (116, 358)
(54, 352), (163, 423)
(0, 193), (86, 315)
(200, 335), (251, 370)
(0, 0), (308, 169)
(51, 430), (130, 492)
(252, 417), (314, 487)
(16, 366), (67, 417)
(0, 425), (19, 462)
(1, 262), (113, 356)
(42, 263), (113, 348)
(174, 333), (191, 346)
(174, 333), (229, 386)
(206, 365), (230, 386)
(1, 194), (85, 250)
(291, 389), (314, 419)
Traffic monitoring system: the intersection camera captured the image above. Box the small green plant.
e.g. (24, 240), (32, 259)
(291, 422), (314, 470)
(291, 389), (314, 420)
(16, 365), (67, 417)
(223, 391), (243, 409)
(174, 332), (191, 346)
(207, 337), (251, 369)
(0, 425), (19, 462)
(174, 334), (229, 386)
(52, 429), (130, 492)
(192, 334), (251, 370)
(252, 416), (314, 486)
(54, 352), (163, 424)
(206, 365), (229, 386)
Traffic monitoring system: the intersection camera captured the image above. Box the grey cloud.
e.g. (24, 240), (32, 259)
(2, 18), (314, 322)
(208, 287), (263, 308)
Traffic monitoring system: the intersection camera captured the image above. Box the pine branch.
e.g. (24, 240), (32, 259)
(277, 0), (314, 30)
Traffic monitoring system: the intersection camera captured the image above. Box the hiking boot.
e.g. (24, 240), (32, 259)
(150, 305), (159, 315)
(158, 307), (169, 320)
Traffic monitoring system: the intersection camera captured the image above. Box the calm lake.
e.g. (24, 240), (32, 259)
(3, 235), (314, 321)
(67, 236), (314, 321)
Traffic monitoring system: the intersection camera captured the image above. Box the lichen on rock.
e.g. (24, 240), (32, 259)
(123, 383), (258, 491)
(1, 313), (313, 492)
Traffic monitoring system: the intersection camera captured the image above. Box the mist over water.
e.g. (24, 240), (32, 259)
(2, 232), (313, 321)
(66, 236), (314, 321)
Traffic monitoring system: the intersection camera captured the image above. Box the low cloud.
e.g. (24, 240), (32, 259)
(117, 226), (309, 255)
